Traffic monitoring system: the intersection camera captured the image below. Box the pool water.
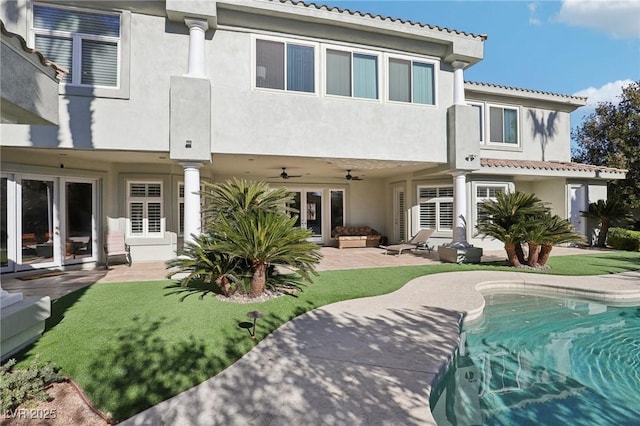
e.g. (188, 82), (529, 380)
(430, 294), (640, 425)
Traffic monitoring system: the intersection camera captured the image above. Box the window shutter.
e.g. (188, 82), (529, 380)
(439, 202), (453, 230)
(148, 203), (162, 233)
(130, 202), (144, 234)
(419, 203), (436, 228)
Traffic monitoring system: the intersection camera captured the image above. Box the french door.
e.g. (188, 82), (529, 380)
(0, 174), (98, 272)
(393, 186), (406, 243)
(289, 190), (323, 243)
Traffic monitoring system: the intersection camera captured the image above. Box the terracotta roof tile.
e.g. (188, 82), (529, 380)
(466, 81), (587, 103)
(1, 20), (67, 80)
(271, 0), (488, 40)
(481, 158), (627, 175)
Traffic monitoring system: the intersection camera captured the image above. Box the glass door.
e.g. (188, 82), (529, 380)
(63, 180), (97, 264)
(288, 189), (323, 243)
(18, 177), (58, 269)
(1, 175), (15, 273)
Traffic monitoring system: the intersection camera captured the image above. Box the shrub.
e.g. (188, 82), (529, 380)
(0, 357), (63, 412)
(607, 227), (640, 251)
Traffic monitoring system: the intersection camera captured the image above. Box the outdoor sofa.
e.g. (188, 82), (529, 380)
(332, 226), (382, 249)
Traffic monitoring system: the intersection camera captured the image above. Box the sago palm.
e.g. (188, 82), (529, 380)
(537, 215), (583, 267)
(201, 178), (295, 227)
(477, 191), (548, 267)
(166, 233), (243, 296)
(581, 198), (630, 247)
(211, 210), (322, 298)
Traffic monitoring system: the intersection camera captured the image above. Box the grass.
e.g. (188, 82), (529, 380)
(13, 251), (640, 421)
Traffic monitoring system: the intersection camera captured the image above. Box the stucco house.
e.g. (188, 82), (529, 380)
(0, 0), (627, 273)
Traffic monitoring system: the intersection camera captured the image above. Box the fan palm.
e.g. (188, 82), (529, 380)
(581, 198), (630, 247)
(211, 210), (321, 297)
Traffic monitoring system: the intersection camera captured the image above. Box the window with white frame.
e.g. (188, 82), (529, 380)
(326, 48), (378, 99)
(128, 182), (163, 237)
(417, 186), (453, 231)
(469, 102), (484, 143)
(255, 38), (314, 93)
(388, 57), (436, 105)
(488, 105), (519, 144)
(32, 4), (121, 87)
(474, 184), (509, 232)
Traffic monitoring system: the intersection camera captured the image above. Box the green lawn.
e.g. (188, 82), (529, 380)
(15, 251), (640, 421)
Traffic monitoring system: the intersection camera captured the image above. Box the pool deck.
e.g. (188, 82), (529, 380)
(4, 247), (639, 425)
(120, 252), (640, 426)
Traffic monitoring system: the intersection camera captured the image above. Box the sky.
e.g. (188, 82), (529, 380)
(319, 0), (640, 132)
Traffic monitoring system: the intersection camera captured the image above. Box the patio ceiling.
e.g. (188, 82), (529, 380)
(2, 147), (439, 182)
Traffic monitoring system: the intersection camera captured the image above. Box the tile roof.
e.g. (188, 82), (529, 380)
(466, 81), (587, 103)
(1, 20), (67, 80)
(481, 158), (627, 175)
(270, 0), (488, 40)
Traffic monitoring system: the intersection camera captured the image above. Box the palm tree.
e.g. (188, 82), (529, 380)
(166, 233), (243, 296)
(201, 178), (295, 225)
(211, 210), (321, 297)
(581, 198), (630, 247)
(477, 191), (548, 267)
(536, 215), (583, 267)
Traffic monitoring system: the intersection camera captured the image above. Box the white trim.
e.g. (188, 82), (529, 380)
(468, 101), (484, 143)
(385, 52), (439, 107)
(1, 174), (17, 273)
(126, 180), (164, 238)
(322, 44), (382, 102)
(251, 34), (320, 96)
(485, 103), (520, 147)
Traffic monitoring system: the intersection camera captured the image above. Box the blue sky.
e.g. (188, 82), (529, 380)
(319, 0), (640, 130)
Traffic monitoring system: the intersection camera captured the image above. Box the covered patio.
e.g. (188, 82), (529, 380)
(1, 246), (602, 302)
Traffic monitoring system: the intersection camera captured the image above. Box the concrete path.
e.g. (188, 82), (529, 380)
(122, 269), (640, 426)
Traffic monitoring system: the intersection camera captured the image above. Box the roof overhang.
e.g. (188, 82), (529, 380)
(465, 82), (587, 112)
(1, 21), (65, 125)
(476, 159), (627, 181)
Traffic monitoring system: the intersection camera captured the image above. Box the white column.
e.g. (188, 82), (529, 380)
(451, 172), (471, 248)
(451, 61), (468, 106)
(184, 18), (209, 77)
(182, 162), (202, 245)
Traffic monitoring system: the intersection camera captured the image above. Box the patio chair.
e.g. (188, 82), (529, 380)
(104, 230), (131, 269)
(381, 228), (435, 255)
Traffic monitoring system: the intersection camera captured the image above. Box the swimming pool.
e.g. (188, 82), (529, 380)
(430, 293), (640, 425)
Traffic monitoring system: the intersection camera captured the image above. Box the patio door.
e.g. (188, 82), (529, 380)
(393, 187), (406, 243)
(62, 179), (97, 265)
(289, 190), (323, 243)
(1, 175), (15, 273)
(17, 176), (59, 270)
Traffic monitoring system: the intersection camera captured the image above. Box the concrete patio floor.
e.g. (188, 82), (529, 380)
(1, 245), (600, 301)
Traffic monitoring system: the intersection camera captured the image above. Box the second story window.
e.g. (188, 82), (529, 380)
(32, 4), (121, 88)
(388, 58), (435, 105)
(326, 49), (378, 99)
(489, 105), (519, 145)
(256, 39), (314, 93)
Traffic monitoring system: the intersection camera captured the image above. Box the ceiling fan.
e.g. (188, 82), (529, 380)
(270, 167), (302, 180)
(344, 170), (363, 181)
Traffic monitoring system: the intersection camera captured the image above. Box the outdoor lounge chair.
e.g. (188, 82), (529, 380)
(381, 228), (435, 255)
(104, 230), (131, 269)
